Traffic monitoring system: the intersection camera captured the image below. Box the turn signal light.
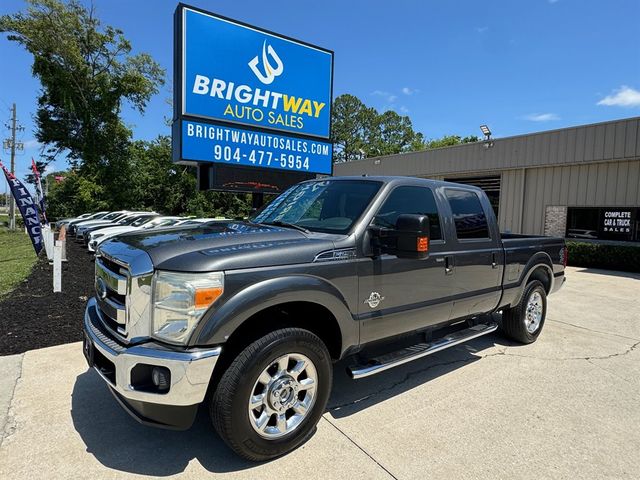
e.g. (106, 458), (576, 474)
(194, 287), (223, 309)
(417, 236), (429, 252)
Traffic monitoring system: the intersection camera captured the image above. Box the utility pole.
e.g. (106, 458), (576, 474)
(3, 103), (24, 230)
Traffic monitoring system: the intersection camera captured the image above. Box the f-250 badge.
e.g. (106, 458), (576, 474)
(364, 292), (385, 308)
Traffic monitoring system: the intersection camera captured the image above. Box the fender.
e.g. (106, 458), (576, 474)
(189, 275), (357, 355)
(509, 252), (554, 307)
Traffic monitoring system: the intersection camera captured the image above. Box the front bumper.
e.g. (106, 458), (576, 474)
(82, 298), (221, 429)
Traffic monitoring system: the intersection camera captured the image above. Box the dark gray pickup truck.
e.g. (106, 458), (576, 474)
(82, 176), (566, 460)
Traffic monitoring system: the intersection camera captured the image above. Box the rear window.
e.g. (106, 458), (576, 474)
(445, 189), (490, 239)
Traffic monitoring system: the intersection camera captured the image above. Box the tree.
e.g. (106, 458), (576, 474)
(425, 135), (479, 149)
(331, 94), (425, 162)
(0, 0), (164, 207)
(330, 94), (377, 162)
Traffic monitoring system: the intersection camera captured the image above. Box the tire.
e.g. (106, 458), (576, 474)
(210, 328), (332, 461)
(501, 280), (547, 344)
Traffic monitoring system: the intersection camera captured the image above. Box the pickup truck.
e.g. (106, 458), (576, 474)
(82, 176), (566, 461)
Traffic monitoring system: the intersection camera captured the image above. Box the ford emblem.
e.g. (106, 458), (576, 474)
(95, 277), (108, 300)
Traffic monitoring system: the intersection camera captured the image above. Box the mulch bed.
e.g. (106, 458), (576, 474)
(0, 240), (95, 356)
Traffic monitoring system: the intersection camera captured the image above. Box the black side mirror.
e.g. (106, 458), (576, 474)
(369, 214), (430, 259)
(394, 214), (430, 259)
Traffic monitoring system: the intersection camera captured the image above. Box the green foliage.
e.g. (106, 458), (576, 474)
(44, 137), (253, 220)
(331, 94), (478, 162)
(0, 0), (164, 207)
(567, 241), (640, 273)
(331, 94), (424, 162)
(425, 135), (479, 149)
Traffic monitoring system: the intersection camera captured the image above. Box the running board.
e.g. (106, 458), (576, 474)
(348, 323), (498, 379)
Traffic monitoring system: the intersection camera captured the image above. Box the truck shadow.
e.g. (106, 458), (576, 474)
(70, 334), (512, 475)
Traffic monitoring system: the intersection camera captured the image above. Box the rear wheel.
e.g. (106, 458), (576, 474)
(501, 280), (547, 344)
(210, 328), (332, 461)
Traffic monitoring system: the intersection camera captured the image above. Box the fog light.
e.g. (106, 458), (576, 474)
(151, 366), (170, 392)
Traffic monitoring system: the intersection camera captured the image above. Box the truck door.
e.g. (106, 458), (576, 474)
(442, 187), (504, 320)
(358, 185), (455, 344)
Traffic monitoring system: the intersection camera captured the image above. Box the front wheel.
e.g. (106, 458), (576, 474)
(210, 328), (332, 461)
(501, 280), (547, 344)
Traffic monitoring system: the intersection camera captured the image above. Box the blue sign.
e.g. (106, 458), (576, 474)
(182, 120), (332, 174)
(180, 7), (333, 139)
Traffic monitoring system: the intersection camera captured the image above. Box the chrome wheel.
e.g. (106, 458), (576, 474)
(248, 353), (317, 439)
(525, 291), (543, 333)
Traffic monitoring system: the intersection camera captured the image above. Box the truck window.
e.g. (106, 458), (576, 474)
(252, 180), (382, 234)
(372, 186), (442, 240)
(444, 189), (489, 239)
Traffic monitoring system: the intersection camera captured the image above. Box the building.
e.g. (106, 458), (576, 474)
(333, 116), (640, 244)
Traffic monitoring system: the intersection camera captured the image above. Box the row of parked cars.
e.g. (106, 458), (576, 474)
(56, 211), (220, 253)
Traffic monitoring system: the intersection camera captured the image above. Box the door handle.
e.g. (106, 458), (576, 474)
(491, 252), (498, 269)
(445, 255), (454, 275)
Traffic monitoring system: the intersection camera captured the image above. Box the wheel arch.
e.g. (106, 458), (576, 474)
(190, 275), (355, 359)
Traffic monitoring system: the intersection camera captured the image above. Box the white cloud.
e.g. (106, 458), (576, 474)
(399, 106), (410, 114)
(475, 26), (489, 34)
(523, 113), (560, 122)
(23, 139), (42, 150)
(372, 90), (398, 103)
(401, 87), (419, 95)
(597, 86), (640, 107)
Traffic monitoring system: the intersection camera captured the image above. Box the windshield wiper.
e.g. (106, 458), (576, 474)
(260, 221), (310, 234)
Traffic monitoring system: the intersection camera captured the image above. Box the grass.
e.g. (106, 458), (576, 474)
(0, 227), (38, 298)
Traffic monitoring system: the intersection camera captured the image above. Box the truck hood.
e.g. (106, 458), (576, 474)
(102, 221), (337, 272)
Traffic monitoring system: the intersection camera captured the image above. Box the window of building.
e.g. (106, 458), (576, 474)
(444, 189), (490, 239)
(566, 207), (639, 242)
(372, 186), (442, 240)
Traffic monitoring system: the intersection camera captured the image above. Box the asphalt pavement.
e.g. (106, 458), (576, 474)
(1, 266), (639, 479)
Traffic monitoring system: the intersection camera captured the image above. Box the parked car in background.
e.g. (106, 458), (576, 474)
(69, 211), (131, 234)
(77, 212), (157, 243)
(56, 213), (92, 228)
(87, 216), (183, 252)
(67, 211), (111, 232)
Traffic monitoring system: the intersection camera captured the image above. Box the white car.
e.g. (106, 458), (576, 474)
(88, 216), (182, 252)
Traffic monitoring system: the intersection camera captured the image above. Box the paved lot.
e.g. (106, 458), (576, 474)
(1, 266), (639, 479)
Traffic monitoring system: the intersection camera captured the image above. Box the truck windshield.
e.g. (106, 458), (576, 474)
(252, 180), (382, 234)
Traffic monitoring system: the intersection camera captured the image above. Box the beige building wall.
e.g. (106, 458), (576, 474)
(498, 160), (640, 235)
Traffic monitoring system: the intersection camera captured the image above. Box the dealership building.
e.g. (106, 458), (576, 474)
(334, 116), (640, 244)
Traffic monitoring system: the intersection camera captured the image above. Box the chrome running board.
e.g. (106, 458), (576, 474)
(348, 323), (498, 379)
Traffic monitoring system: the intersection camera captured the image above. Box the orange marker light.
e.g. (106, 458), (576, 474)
(194, 287), (223, 309)
(417, 236), (429, 252)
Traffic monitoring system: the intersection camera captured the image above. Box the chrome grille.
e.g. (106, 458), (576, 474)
(94, 245), (154, 344)
(95, 256), (129, 336)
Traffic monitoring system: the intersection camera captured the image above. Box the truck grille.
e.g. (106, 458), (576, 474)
(95, 255), (130, 337)
(94, 242), (154, 344)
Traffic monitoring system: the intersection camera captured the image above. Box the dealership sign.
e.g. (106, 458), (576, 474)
(601, 208), (635, 240)
(173, 4), (334, 187)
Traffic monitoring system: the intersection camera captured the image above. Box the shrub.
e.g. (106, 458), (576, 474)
(567, 241), (640, 273)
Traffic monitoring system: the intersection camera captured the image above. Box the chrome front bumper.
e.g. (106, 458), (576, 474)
(83, 298), (221, 407)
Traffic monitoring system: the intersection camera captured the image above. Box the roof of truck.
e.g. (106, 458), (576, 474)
(313, 175), (483, 191)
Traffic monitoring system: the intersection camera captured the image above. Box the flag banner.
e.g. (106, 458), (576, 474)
(31, 158), (48, 224)
(1, 160), (43, 254)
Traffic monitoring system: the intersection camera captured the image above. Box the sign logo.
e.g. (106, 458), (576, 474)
(95, 277), (108, 300)
(248, 41), (284, 85)
(364, 292), (385, 309)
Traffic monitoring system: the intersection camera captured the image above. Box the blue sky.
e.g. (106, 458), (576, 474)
(1, 0), (639, 186)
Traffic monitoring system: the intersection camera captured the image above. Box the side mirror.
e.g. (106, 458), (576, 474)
(394, 214), (430, 259)
(368, 214), (430, 259)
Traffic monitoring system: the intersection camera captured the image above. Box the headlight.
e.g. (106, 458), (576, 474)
(152, 271), (224, 344)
